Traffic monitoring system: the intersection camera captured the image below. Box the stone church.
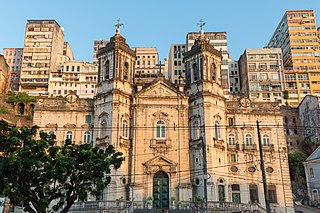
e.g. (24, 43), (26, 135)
(90, 27), (294, 212)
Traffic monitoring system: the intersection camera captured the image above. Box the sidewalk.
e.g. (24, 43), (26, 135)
(294, 204), (319, 213)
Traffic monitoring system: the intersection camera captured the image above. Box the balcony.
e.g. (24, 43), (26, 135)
(213, 138), (225, 149)
(119, 136), (130, 148)
(150, 139), (171, 148)
(227, 143), (240, 151)
(243, 143), (257, 151)
(262, 144), (274, 152)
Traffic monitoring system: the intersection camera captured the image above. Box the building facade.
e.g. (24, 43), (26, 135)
(239, 48), (284, 102)
(89, 28), (294, 212)
(20, 20), (69, 96)
(228, 58), (240, 94)
(268, 10), (320, 105)
(133, 47), (161, 83)
(168, 44), (186, 84)
(2, 48), (23, 91)
(304, 146), (320, 206)
(48, 61), (98, 99)
(33, 92), (94, 146)
(0, 55), (9, 95)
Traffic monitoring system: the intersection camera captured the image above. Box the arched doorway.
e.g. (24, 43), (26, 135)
(18, 103), (25, 115)
(153, 171), (169, 209)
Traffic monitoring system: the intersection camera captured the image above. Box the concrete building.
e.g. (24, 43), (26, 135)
(79, 27), (295, 213)
(304, 146), (320, 206)
(20, 20), (70, 96)
(168, 44), (186, 84)
(268, 10), (320, 105)
(133, 47), (160, 83)
(0, 55), (9, 94)
(186, 32), (229, 95)
(228, 58), (240, 94)
(298, 95), (320, 147)
(48, 61), (98, 99)
(2, 48), (23, 91)
(93, 40), (109, 64)
(239, 48), (284, 102)
(33, 93), (94, 146)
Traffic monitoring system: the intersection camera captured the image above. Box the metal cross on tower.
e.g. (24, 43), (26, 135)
(197, 19), (206, 31)
(115, 18), (124, 34)
(155, 61), (165, 75)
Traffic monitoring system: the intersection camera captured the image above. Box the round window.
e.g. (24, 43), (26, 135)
(266, 167), (274, 174)
(230, 166), (238, 173)
(248, 166), (256, 173)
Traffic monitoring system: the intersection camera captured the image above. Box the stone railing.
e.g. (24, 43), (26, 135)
(68, 200), (133, 213)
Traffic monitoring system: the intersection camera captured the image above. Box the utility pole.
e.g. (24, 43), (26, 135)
(201, 131), (208, 213)
(256, 120), (271, 213)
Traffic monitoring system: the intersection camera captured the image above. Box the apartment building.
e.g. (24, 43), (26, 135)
(2, 48), (23, 91)
(187, 32), (229, 94)
(93, 40), (109, 64)
(167, 44), (186, 84)
(20, 20), (69, 96)
(133, 47), (160, 83)
(228, 59), (240, 94)
(268, 10), (320, 105)
(239, 48), (284, 102)
(48, 61), (98, 99)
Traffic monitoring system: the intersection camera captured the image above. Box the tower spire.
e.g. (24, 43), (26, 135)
(197, 19), (206, 35)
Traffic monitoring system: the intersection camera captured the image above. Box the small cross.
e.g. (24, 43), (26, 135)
(155, 61), (165, 74)
(197, 19), (206, 31)
(115, 18), (124, 30)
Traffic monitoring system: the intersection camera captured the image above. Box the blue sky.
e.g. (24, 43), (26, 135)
(0, 0), (319, 62)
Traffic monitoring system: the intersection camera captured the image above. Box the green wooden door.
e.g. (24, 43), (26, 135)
(153, 171), (169, 209)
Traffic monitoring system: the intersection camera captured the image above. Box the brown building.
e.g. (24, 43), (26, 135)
(0, 55), (9, 94)
(2, 48), (23, 92)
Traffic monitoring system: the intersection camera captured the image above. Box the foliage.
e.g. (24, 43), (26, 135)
(6, 91), (36, 104)
(0, 106), (10, 114)
(0, 120), (124, 213)
(288, 151), (308, 180)
(299, 138), (314, 156)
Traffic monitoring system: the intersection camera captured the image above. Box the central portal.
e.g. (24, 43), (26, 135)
(153, 171), (169, 209)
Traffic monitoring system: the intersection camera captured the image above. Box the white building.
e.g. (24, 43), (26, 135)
(168, 44), (186, 84)
(228, 59), (240, 94)
(48, 61), (98, 99)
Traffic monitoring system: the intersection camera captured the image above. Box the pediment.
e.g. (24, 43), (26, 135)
(138, 82), (178, 97)
(143, 155), (177, 167)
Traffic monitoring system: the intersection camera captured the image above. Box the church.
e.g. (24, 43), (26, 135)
(88, 26), (295, 212)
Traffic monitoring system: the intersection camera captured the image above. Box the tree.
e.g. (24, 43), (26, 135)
(0, 121), (124, 213)
(299, 138), (314, 156)
(288, 151), (308, 180)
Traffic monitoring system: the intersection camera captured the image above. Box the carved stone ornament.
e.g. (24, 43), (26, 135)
(239, 97), (251, 108)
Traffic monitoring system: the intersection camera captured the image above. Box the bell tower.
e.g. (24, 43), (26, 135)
(185, 20), (227, 203)
(94, 19), (136, 201)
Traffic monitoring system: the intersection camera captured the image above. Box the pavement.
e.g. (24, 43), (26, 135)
(294, 204), (319, 213)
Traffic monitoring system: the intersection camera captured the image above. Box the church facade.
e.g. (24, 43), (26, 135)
(92, 27), (294, 212)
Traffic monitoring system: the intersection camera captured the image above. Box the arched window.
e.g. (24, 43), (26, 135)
(122, 120), (129, 138)
(193, 63), (198, 81)
(231, 184), (241, 203)
(30, 104), (35, 117)
(215, 121), (221, 139)
(212, 63), (217, 81)
(105, 60), (110, 80)
(156, 120), (166, 139)
(83, 131), (91, 143)
(100, 119), (107, 139)
(263, 134), (270, 145)
(228, 134), (236, 145)
(18, 103), (25, 115)
(268, 184), (277, 203)
(192, 120), (200, 139)
(246, 134), (252, 145)
(124, 62), (129, 80)
(66, 131), (73, 142)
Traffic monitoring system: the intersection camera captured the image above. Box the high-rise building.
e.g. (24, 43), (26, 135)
(167, 44), (186, 84)
(20, 20), (69, 96)
(187, 32), (229, 94)
(268, 10), (320, 105)
(228, 59), (240, 94)
(93, 40), (109, 64)
(2, 48), (23, 91)
(239, 48), (284, 102)
(48, 61), (98, 99)
(133, 47), (160, 83)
